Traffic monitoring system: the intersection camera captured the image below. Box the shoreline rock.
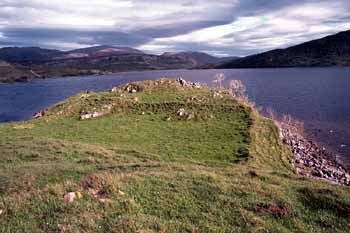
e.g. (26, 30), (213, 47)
(279, 123), (350, 185)
(32, 109), (46, 119)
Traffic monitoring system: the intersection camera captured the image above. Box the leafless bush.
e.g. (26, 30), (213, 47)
(263, 107), (305, 136)
(226, 79), (257, 109)
(229, 79), (246, 97)
(211, 74), (305, 137)
(213, 73), (225, 89)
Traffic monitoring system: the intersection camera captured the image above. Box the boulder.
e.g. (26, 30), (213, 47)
(177, 78), (201, 89)
(187, 113), (195, 120)
(177, 108), (186, 117)
(64, 192), (76, 203)
(125, 84), (142, 93)
(177, 78), (188, 87)
(33, 110), (45, 119)
(64, 192), (82, 203)
(80, 112), (104, 120)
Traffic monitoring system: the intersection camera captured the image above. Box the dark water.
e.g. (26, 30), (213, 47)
(1, 68), (350, 164)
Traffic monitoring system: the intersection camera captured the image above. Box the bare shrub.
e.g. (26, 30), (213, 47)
(225, 79), (257, 109)
(213, 73), (226, 89)
(263, 107), (305, 136)
(229, 80), (246, 97)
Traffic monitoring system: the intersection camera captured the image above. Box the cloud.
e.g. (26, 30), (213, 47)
(139, 0), (350, 56)
(0, 0), (349, 55)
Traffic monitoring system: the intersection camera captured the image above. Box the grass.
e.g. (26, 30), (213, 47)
(0, 79), (349, 232)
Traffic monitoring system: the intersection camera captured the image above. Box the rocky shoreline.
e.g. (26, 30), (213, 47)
(279, 123), (350, 185)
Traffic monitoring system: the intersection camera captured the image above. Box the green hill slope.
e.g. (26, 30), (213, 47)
(0, 79), (349, 232)
(219, 30), (350, 68)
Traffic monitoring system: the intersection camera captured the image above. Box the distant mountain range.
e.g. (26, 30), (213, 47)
(1, 30), (349, 83)
(161, 51), (236, 67)
(0, 47), (61, 62)
(219, 30), (350, 68)
(0, 46), (234, 82)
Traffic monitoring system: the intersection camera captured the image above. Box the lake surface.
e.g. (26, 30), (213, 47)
(1, 68), (350, 164)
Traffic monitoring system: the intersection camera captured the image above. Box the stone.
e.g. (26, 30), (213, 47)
(64, 192), (82, 203)
(177, 78), (188, 87)
(193, 83), (201, 89)
(125, 84), (142, 93)
(279, 123), (350, 185)
(312, 170), (322, 177)
(81, 112), (104, 120)
(64, 192), (77, 203)
(92, 112), (103, 118)
(80, 93), (90, 99)
(81, 114), (93, 120)
(99, 198), (108, 203)
(177, 108), (186, 117)
(103, 105), (113, 111)
(33, 110), (45, 119)
(187, 113), (195, 120)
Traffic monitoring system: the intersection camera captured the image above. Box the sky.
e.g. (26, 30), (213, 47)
(0, 0), (349, 57)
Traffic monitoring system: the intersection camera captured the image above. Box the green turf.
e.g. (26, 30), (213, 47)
(0, 79), (349, 232)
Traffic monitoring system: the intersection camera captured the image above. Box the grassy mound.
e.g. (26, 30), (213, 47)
(0, 79), (349, 232)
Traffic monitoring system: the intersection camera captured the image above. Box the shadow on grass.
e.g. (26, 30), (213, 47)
(298, 187), (350, 218)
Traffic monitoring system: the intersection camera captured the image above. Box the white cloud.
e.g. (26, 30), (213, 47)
(138, 0), (350, 55)
(0, 0), (236, 30)
(137, 44), (173, 54)
(43, 41), (95, 50)
(0, 0), (349, 55)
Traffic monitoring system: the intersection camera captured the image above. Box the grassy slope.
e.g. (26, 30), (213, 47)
(0, 79), (349, 233)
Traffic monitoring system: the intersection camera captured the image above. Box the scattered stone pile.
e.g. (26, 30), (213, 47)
(177, 78), (201, 89)
(80, 112), (104, 120)
(176, 108), (194, 120)
(280, 125), (350, 185)
(125, 84), (143, 93)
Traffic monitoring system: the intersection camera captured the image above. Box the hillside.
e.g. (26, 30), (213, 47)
(0, 46), (233, 82)
(25, 53), (200, 78)
(219, 30), (350, 68)
(0, 47), (62, 62)
(0, 61), (33, 83)
(0, 79), (349, 232)
(161, 51), (236, 67)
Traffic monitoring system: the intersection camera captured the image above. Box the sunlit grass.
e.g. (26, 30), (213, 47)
(0, 79), (349, 232)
